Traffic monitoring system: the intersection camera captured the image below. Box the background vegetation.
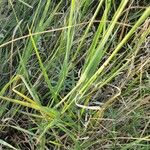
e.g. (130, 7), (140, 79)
(0, 0), (150, 149)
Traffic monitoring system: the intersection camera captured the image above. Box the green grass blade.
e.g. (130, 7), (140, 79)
(0, 139), (18, 150)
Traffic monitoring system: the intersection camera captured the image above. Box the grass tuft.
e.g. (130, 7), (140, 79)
(0, 0), (150, 149)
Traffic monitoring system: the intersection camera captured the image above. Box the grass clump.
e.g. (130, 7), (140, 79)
(0, 0), (150, 149)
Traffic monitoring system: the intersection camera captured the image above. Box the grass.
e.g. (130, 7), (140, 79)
(0, 0), (150, 149)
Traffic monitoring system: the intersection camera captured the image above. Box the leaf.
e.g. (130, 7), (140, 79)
(0, 139), (18, 150)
